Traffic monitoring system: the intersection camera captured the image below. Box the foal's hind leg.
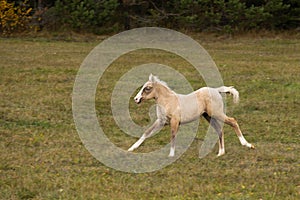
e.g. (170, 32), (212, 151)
(203, 113), (225, 156)
(223, 116), (255, 149)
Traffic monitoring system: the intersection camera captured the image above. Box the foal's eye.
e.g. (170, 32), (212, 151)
(144, 86), (152, 93)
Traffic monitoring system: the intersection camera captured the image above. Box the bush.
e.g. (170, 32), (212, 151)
(2, 0), (297, 35)
(0, 0), (32, 35)
(125, 0), (299, 33)
(45, 0), (119, 34)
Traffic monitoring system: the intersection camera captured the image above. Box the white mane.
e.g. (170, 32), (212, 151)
(150, 74), (170, 89)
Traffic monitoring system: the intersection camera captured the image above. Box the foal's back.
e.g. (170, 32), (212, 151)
(177, 87), (224, 123)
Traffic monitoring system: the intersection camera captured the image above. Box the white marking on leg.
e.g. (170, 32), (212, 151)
(238, 135), (253, 148)
(217, 148), (225, 157)
(128, 136), (145, 152)
(168, 146), (175, 157)
(128, 119), (165, 152)
(239, 135), (248, 145)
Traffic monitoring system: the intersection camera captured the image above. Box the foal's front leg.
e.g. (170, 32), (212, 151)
(168, 118), (180, 157)
(128, 119), (164, 152)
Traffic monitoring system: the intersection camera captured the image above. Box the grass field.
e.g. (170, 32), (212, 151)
(0, 33), (300, 199)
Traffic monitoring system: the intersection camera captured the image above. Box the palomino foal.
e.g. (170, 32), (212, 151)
(128, 74), (254, 157)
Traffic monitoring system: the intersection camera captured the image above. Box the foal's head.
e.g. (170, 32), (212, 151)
(134, 74), (168, 104)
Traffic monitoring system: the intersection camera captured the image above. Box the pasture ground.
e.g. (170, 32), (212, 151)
(0, 33), (299, 199)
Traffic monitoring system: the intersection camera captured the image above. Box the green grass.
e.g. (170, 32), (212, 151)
(0, 34), (299, 199)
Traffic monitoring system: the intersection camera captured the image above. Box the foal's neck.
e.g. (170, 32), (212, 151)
(155, 83), (176, 104)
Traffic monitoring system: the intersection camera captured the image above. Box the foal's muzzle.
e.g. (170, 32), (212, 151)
(134, 97), (143, 104)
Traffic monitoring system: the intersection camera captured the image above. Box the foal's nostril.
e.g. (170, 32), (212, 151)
(134, 97), (141, 104)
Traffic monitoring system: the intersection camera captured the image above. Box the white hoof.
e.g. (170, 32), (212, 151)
(217, 150), (225, 157)
(168, 153), (174, 157)
(128, 147), (134, 152)
(245, 143), (255, 149)
(168, 147), (175, 157)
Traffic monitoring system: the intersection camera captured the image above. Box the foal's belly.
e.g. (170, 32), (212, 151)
(177, 93), (203, 124)
(180, 114), (201, 124)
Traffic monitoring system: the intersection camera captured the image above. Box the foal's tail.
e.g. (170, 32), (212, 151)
(217, 86), (239, 104)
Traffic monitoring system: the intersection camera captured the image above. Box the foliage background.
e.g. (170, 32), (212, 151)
(0, 0), (300, 35)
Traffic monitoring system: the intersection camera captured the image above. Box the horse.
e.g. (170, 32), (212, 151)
(128, 74), (254, 157)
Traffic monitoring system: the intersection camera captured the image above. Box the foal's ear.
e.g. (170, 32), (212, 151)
(149, 74), (156, 82)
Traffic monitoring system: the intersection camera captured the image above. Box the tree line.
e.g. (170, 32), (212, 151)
(1, 0), (299, 35)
